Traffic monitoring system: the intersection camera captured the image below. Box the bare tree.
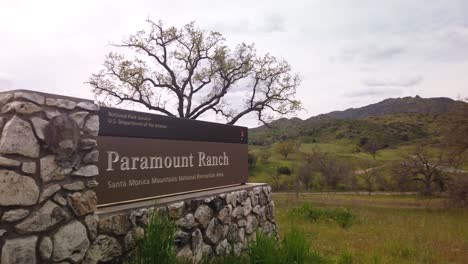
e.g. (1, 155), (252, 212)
(398, 145), (452, 196)
(306, 149), (351, 190)
(89, 20), (301, 125)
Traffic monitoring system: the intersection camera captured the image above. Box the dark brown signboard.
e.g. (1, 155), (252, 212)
(97, 107), (248, 207)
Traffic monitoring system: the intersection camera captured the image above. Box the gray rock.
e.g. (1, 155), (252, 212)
(2, 101), (42, 114)
(253, 187), (262, 195)
(77, 101), (99, 111)
(31, 117), (48, 141)
(217, 205), (232, 225)
(0, 93), (13, 104)
(231, 206), (243, 219)
(233, 242), (244, 257)
(255, 206), (267, 223)
(40, 155), (71, 182)
(0, 156), (20, 167)
(258, 190), (268, 206)
(83, 150), (99, 163)
(46, 98), (76, 109)
(39, 184), (61, 203)
(237, 190), (248, 204)
(52, 220), (90, 262)
(15, 201), (69, 233)
(21, 162), (36, 174)
(69, 111), (89, 128)
(0, 170), (39, 206)
(194, 204), (213, 229)
(80, 138), (97, 149)
(0, 229), (6, 237)
(209, 197), (226, 212)
(72, 165), (98, 177)
(176, 245), (192, 261)
(1, 236), (37, 264)
(237, 219), (247, 227)
(176, 213), (197, 230)
(263, 221), (276, 235)
(245, 215), (259, 234)
(53, 193), (68, 206)
(124, 227), (144, 251)
(227, 224), (240, 243)
(0, 116), (40, 158)
(243, 197), (253, 216)
(215, 239), (231, 256)
(239, 228), (246, 243)
(14, 92), (45, 104)
(44, 109), (61, 119)
(174, 230), (191, 247)
(84, 214), (99, 240)
(168, 201), (185, 219)
(67, 191), (97, 216)
(62, 181), (85, 191)
(192, 228), (213, 263)
(84, 235), (122, 263)
(226, 192), (237, 206)
(39, 236), (53, 260)
(1, 209), (30, 222)
(83, 115), (99, 136)
(250, 191), (259, 206)
(45, 114), (81, 163)
(99, 214), (130, 235)
(205, 218), (224, 244)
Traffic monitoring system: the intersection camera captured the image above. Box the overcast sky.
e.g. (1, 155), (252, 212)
(1, 0), (467, 127)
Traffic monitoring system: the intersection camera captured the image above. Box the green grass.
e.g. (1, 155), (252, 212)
(275, 193), (468, 264)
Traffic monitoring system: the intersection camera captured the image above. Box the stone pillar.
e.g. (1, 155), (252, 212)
(0, 90), (100, 264)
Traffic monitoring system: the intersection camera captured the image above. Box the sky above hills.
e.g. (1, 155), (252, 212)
(1, 0), (467, 127)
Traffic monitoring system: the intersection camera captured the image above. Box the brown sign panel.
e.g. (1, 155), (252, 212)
(97, 136), (248, 206)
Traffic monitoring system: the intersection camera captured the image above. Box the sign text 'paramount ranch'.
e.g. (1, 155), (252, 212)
(97, 107), (248, 206)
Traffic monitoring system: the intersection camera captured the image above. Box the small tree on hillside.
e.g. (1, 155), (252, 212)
(89, 20), (301, 125)
(275, 141), (296, 160)
(356, 162), (381, 195)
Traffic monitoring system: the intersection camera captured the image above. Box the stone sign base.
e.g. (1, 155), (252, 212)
(95, 183), (277, 263)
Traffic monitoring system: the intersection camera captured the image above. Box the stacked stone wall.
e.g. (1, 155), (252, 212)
(0, 91), (100, 264)
(0, 90), (277, 264)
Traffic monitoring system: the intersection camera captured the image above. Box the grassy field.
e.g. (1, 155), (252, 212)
(274, 193), (468, 264)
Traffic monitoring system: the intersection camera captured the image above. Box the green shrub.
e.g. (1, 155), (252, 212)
(131, 211), (177, 264)
(248, 232), (281, 264)
(290, 204), (357, 228)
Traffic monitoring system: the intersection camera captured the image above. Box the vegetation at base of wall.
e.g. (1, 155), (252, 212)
(290, 204), (357, 228)
(200, 229), (328, 264)
(130, 211), (178, 264)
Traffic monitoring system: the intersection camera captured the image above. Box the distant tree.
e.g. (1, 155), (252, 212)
(248, 153), (257, 170)
(397, 145), (452, 196)
(275, 141), (296, 160)
(296, 163), (313, 190)
(359, 137), (386, 160)
(258, 150), (271, 162)
(89, 20), (301, 125)
(307, 149), (351, 190)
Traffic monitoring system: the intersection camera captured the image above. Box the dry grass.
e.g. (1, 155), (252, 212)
(274, 193), (468, 263)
